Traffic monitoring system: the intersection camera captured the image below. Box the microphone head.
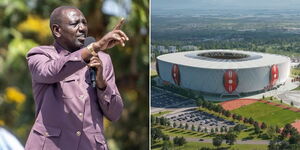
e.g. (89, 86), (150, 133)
(84, 36), (96, 47)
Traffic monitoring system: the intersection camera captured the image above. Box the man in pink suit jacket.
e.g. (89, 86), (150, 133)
(25, 6), (129, 150)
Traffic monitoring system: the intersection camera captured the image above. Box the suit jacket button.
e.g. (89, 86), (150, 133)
(44, 132), (49, 137)
(78, 113), (83, 118)
(79, 95), (84, 100)
(76, 131), (81, 136)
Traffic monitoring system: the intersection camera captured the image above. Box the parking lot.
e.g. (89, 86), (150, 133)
(151, 86), (235, 132)
(165, 109), (235, 132)
(151, 87), (194, 108)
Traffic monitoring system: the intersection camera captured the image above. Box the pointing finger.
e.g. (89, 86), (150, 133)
(113, 18), (125, 30)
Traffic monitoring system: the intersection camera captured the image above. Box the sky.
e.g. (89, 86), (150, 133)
(151, 0), (300, 10)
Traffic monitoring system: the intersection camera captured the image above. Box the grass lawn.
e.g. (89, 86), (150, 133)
(232, 102), (300, 127)
(152, 141), (268, 150)
(152, 111), (172, 117)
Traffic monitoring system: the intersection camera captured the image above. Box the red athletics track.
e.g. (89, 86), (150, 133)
(220, 98), (258, 111)
(292, 121), (300, 133)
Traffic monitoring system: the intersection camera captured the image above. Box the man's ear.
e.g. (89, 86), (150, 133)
(52, 24), (61, 38)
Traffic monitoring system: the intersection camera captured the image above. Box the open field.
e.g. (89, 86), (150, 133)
(232, 102), (300, 127)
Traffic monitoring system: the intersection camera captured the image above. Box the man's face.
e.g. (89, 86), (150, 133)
(58, 9), (88, 51)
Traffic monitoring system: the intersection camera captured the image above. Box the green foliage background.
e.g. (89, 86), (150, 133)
(0, 0), (149, 149)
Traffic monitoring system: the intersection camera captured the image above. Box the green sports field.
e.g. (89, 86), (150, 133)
(231, 102), (300, 127)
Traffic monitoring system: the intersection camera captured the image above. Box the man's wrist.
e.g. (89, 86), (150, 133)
(92, 42), (103, 53)
(87, 43), (97, 55)
(96, 79), (107, 90)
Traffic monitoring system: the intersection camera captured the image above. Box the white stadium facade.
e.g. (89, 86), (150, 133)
(156, 50), (291, 97)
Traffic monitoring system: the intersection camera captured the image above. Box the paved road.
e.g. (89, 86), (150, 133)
(163, 107), (198, 117)
(151, 87), (195, 113)
(151, 100), (194, 113)
(170, 136), (269, 145)
(278, 91), (300, 108)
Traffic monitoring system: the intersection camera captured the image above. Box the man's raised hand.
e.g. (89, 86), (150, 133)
(93, 18), (129, 52)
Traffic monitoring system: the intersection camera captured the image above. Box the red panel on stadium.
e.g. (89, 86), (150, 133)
(223, 69), (238, 93)
(172, 64), (180, 85)
(270, 64), (279, 86)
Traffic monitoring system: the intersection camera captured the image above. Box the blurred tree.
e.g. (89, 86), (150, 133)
(161, 140), (171, 150)
(185, 123), (188, 130)
(151, 127), (163, 142)
(261, 122), (267, 129)
(254, 123), (261, 134)
(266, 126), (276, 139)
(212, 136), (222, 148)
(211, 128), (214, 134)
(224, 132), (237, 145)
(191, 124), (195, 131)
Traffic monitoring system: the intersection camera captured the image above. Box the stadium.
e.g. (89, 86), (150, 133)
(156, 50), (291, 97)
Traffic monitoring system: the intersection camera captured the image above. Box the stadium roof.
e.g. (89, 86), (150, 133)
(157, 50), (290, 69)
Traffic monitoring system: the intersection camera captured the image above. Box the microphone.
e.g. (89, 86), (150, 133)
(84, 36), (96, 47)
(84, 36), (97, 88)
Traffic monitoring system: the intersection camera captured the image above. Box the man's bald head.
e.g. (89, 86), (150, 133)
(49, 6), (88, 52)
(50, 6), (80, 37)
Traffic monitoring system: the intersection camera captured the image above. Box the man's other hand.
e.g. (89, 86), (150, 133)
(88, 55), (107, 89)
